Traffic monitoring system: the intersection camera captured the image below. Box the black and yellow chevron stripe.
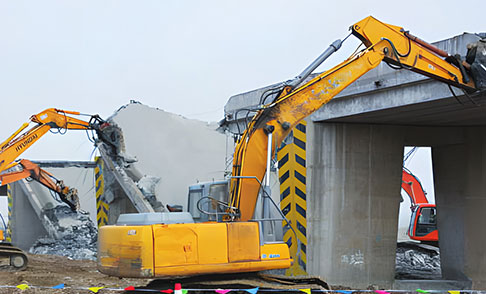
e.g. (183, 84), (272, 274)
(277, 121), (307, 276)
(6, 184), (12, 242)
(95, 157), (109, 227)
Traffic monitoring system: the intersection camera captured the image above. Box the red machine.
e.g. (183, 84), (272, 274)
(401, 167), (438, 243)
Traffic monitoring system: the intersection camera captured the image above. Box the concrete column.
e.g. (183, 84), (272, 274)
(308, 123), (403, 288)
(433, 127), (486, 289)
(10, 182), (48, 250)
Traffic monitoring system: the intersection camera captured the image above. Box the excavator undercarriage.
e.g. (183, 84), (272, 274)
(0, 242), (28, 271)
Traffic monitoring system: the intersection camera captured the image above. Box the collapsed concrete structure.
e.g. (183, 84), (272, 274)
(95, 102), (228, 224)
(5, 162), (97, 258)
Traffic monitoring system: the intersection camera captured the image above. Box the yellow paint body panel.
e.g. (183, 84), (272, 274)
(227, 222), (259, 262)
(153, 222), (228, 267)
(98, 225), (155, 278)
(98, 222), (292, 278)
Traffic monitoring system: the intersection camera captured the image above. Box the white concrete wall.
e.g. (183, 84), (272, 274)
(109, 102), (227, 210)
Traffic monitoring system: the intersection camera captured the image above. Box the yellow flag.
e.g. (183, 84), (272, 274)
(16, 284), (30, 290)
(89, 286), (105, 293)
(300, 289), (311, 294)
(448, 291), (460, 294)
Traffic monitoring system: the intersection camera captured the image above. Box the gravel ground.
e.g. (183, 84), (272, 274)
(0, 254), (150, 294)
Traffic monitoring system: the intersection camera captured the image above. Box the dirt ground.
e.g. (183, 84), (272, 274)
(0, 254), (150, 293)
(0, 254), (360, 293)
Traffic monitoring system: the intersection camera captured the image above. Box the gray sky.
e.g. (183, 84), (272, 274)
(1, 0), (484, 162)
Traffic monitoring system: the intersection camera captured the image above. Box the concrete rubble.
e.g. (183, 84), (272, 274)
(29, 206), (97, 260)
(395, 244), (441, 280)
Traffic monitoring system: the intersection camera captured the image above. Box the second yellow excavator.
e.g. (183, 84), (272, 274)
(98, 16), (484, 278)
(0, 108), (114, 270)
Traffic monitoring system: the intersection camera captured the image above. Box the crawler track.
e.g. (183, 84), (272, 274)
(0, 243), (28, 271)
(142, 272), (330, 293)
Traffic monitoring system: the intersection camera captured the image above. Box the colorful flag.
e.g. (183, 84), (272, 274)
(16, 284), (29, 290)
(245, 287), (259, 294)
(89, 286), (105, 293)
(52, 283), (65, 289)
(299, 289), (311, 294)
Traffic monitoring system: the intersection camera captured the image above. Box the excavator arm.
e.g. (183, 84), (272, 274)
(0, 159), (79, 211)
(401, 167), (429, 205)
(230, 16), (478, 221)
(0, 108), (106, 174)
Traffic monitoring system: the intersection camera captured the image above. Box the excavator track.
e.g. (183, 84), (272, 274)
(0, 243), (28, 271)
(141, 272), (330, 293)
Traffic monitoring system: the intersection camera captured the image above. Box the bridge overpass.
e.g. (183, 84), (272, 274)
(222, 32), (486, 289)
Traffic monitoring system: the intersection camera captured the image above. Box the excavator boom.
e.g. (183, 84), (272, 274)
(0, 108), (105, 175)
(401, 168), (429, 205)
(0, 159), (80, 210)
(230, 16), (477, 221)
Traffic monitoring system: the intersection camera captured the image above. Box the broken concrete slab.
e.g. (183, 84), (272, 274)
(103, 102), (227, 213)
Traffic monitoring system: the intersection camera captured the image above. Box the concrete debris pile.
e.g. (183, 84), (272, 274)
(395, 244), (441, 280)
(29, 206), (97, 260)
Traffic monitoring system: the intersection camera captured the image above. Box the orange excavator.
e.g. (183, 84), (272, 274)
(402, 167), (438, 244)
(98, 16), (483, 278)
(0, 159), (79, 210)
(0, 108), (110, 270)
(0, 159), (79, 271)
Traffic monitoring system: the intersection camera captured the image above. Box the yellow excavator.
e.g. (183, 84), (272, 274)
(97, 16), (484, 278)
(0, 108), (112, 270)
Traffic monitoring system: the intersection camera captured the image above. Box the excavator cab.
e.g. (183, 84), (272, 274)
(408, 204), (438, 243)
(187, 180), (229, 222)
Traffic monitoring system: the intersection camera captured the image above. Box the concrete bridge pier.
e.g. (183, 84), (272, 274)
(307, 123), (404, 289)
(433, 127), (486, 289)
(307, 123), (486, 289)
